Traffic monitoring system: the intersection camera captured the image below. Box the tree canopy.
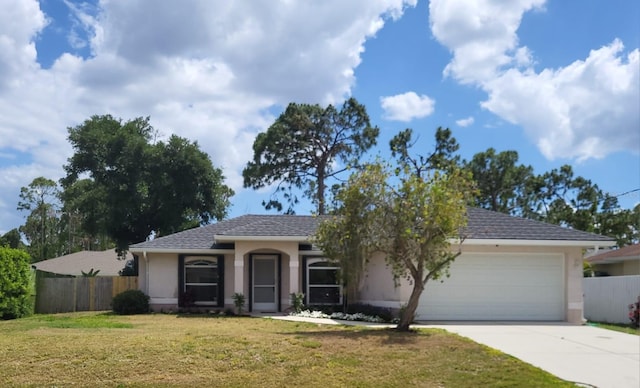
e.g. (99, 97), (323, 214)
(242, 98), (379, 215)
(62, 115), (233, 254)
(315, 128), (475, 331)
(463, 150), (638, 246)
(464, 148), (533, 214)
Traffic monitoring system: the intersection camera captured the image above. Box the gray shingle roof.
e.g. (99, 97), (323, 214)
(464, 207), (613, 242)
(130, 215), (329, 250)
(129, 208), (614, 251)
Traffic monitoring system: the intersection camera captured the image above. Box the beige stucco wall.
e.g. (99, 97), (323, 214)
(593, 260), (640, 276)
(142, 253), (179, 311)
(138, 241), (304, 312)
(234, 241), (301, 311)
(139, 252), (233, 312)
(624, 260), (640, 275)
(356, 244), (585, 324)
(138, 241), (587, 322)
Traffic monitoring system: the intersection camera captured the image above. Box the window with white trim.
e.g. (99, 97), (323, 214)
(184, 259), (218, 305)
(306, 258), (341, 305)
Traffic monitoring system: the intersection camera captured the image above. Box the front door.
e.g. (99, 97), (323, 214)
(252, 255), (278, 312)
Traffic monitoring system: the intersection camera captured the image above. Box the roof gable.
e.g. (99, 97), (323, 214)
(32, 249), (129, 276)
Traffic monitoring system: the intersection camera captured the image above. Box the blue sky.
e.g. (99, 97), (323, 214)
(0, 0), (638, 235)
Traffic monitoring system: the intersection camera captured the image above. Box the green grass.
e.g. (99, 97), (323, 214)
(588, 321), (640, 335)
(0, 312), (576, 387)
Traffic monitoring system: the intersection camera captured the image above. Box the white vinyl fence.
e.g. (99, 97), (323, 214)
(583, 275), (640, 324)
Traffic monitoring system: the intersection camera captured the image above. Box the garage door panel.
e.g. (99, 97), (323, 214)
(417, 253), (564, 321)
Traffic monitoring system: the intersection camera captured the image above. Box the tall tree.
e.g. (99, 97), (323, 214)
(466, 150), (636, 245)
(594, 196), (639, 247)
(463, 148), (533, 215)
(0, 229), (23, 250)
(243, 98), (379, 215)
(16, 177), (62, 262)
(315, 129), (474, 331)
(390, 127), (461, 176)
(61, 179), (113, 251)
(62, 115), (234, 254)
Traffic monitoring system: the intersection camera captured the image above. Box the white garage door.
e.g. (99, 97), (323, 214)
(417, 253), (564, 321)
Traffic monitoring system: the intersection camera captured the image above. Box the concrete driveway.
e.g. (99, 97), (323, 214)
(428, 323), (640, 388)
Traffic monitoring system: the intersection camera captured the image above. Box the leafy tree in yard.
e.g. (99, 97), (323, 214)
(243, 98), (379, 215)
(17, 177), (63, 262)
(315, 129), (475, 331)
(313, 162), (388, 311)
(0, 247), (32, 319)
(62, 115), (234, 254)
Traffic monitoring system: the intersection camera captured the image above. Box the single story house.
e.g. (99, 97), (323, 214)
(129, 207), (614, 323)
(32, 249), (130, 277)
(585, 244), (640, 276)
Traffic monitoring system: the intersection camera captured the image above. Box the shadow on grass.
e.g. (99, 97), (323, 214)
(278, 326), (435, 345)
(174, 313), (254, 319)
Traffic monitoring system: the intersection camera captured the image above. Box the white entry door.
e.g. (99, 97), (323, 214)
(252, 255), (278, 312)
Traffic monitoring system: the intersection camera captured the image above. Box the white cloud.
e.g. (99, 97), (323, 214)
(456, 116), (474, 127)
(380, 92), (435, 122)
(429, 0), (639, 161)
(0, 0), (417, 233)
(429, 0), (545, 84)
(482, 41), (639, 161)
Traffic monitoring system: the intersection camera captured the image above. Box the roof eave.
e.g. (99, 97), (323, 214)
(460, 238), (615, 247)
(213, 235), (311, 242)
(129, 248), (235, 254)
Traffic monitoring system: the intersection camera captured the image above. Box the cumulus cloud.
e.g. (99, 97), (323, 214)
(456, 116), (474, 127)
(482, 41), (639, 161)
(0, 0), (417, 233)
(429, 0), (639, 161)
(429, 0), (545, 84)
(380, 91), (435, 122)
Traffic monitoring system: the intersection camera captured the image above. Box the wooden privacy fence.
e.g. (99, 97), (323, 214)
(35, 276), (138, 314)
(583, 275), (640, 324)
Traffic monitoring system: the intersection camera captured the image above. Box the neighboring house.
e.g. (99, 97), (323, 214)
(32, 249), (129, 277)
(129, 208), (614, 323)
(585, 244), (640, 276)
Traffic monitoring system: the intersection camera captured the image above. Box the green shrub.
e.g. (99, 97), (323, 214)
(346, 303), (394, 322)
(0, 247), (32, 320)
(290, 292), (305, 313)
(232, 292), (245, 315)
(112, 289), (150, 315)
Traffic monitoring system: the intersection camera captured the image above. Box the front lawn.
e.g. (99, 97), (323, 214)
(0, 312), (574, 387)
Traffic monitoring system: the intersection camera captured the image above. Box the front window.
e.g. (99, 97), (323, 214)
(184, 259), (218, 305)
(307, 258), (341, 305)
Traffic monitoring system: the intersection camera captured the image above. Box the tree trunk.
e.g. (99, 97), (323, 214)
(396, 281), (424, 332)
(317, 170), (326, 215)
